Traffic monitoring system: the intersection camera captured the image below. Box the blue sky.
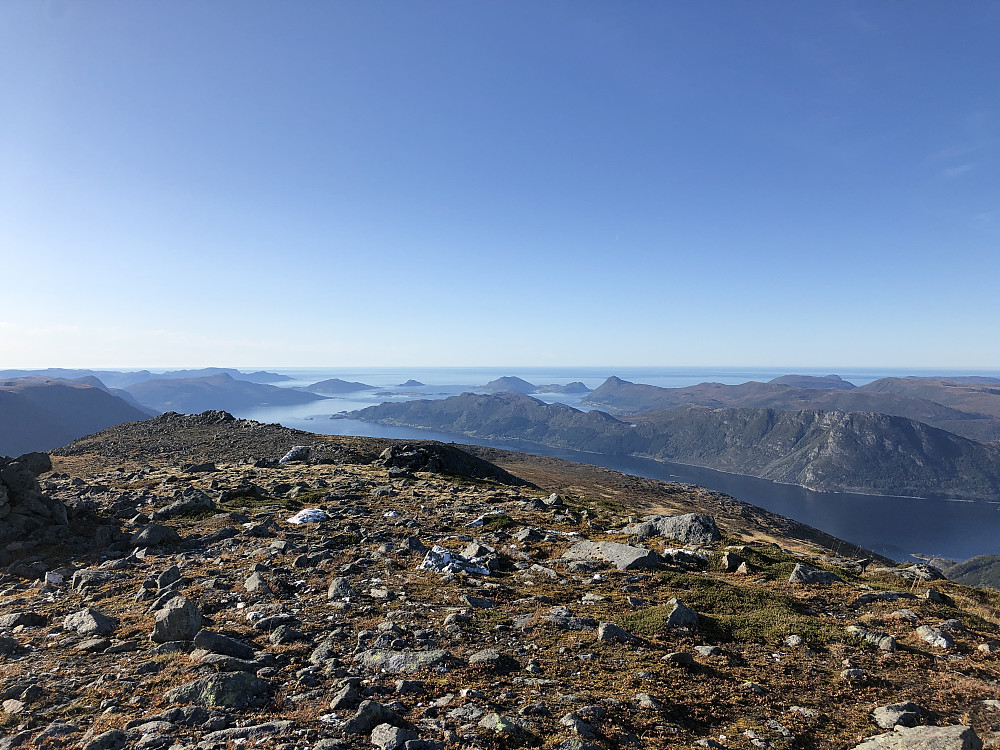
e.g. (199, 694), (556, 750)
(1, 2), (998, 368)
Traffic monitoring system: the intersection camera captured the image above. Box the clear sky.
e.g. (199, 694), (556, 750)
(1, 2), (998, 369)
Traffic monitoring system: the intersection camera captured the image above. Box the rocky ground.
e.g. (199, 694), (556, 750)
(0, 412), (999, 750)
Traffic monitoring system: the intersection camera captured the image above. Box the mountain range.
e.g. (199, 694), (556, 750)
(349, 381), (1000, 501)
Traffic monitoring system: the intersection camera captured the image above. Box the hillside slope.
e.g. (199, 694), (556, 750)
(0, 413), (984, 749)
(0, 378), (151, 455)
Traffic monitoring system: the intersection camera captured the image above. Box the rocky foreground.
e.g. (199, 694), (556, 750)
(0, 412), (999, 750)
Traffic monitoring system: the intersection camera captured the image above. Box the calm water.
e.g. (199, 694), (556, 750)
(233, 366), (1000, 563)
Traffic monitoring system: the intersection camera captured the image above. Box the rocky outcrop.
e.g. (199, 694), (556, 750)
(0, 452), (68, 542)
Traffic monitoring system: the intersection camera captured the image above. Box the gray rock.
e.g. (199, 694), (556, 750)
(164, 672), (269, 708)
(467, 648), (519, 673)
(131, 523), (182, 547)
(851, 725), (981, 750)
(70, 569), (116, 592)
(0, 612), (44, 630)
(150, 596), (202, 643)
(624, 513), (721, 544)
(201, 721), (294, 744)
(916, 625), (954, 649)
(81, 730), (128, 750)
(596, 622), (637, 644)
(664, 651), (694, 666)
(847, 625), (897, 652)
(193, 629), (255, 660)
(342, 700), (400, 735)
(789, 563), (843, 585)
(328, 576), (354, 599)
(370, 723), (418, 750)
(874, 702), (922, 730)
(63, 608), (118, 636)
(562, 540), (659, 571)
(354, 649), (450, 674)
(664, 598), (699, 628)
(0, 731), (31, 750)
(330, 681), (362, 710)
(244, 572), (272, 596)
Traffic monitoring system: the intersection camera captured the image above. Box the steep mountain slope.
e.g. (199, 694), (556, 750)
(124, 373), (326, 413)
(350, 393), (1000, 500)
(584, 376), (1000, 442)
(0, 378), (150, 455)
(631, 405), (1000, 499)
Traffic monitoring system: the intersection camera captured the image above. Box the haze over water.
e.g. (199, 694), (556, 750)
(232, 366), (1000, 563)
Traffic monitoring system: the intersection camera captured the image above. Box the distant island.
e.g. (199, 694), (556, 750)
(480, 376), (591, 395)
(398, 379), (425, 387)
(302, 378), (376, 395)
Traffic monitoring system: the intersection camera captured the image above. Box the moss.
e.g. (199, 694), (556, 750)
(617, 573), (844, 646)
(481, 514), (516, 531)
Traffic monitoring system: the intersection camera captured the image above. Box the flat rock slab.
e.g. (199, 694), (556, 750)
(562, 540), (659, 571)
(623, 513), (721, 544)
(852, 725), (981, 750)
(63, 608), (118, 636)
(353, 649), (451, 674)
(789, 563), (844, 585)
(165, 672), (270, 708)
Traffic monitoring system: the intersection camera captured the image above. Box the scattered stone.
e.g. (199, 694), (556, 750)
(353, 649), (451, 674)
(562, 540), (660, 571)
(597, 622), (637, 644)
(370, 723), (417, 750)
(150, 596), (202, 643)
(873, 702), (922, 729)
(664, 598), (699, 628)
(847, 625), (896, 652)
(788, 564), (843, 585)
(851, 725), (981, 750)
(916, 625), (954, 649)
(623, 513), (721, 544)
(63, 608), (118, 636)
(164, 672), (270, 708)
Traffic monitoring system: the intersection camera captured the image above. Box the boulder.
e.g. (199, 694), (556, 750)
(63, 608), (118, 636)
(916, 625), (953, 649)
(789, 564), (843, 585)
(851, 725), (981, 750)
(596, 622), (637, 644)
(193, 629), (255, 660)
(370, 723), (418, 750)
(664, 598), (699, 628)
(562, 540), (659, 571)
(624, 513), (721, 544)
(131, 523), (181, 547)
(353, 649), (450, 674)
(150, 596), (202, 643)
(873, 702), (922, 730)
(164, 672), (270, 708)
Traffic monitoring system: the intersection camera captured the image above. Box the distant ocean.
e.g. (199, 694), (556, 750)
(228, 366), (1000, 562)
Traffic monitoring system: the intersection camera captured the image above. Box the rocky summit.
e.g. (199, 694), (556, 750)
(0, 412), (999, 750)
